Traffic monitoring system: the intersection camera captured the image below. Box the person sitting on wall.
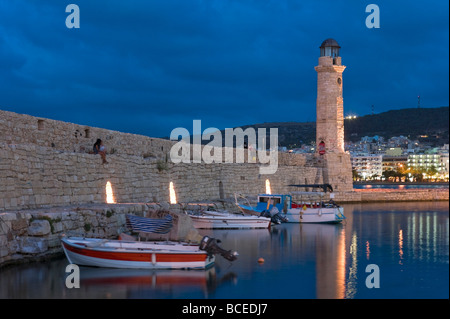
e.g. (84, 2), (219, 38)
(93, 139), (108, 164)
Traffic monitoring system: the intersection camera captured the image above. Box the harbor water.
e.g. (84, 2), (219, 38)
(0, 201), (448, 299)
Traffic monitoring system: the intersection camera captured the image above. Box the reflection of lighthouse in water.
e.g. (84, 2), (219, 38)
(206, 224), (349, 299)
(298, 223), (347, 299)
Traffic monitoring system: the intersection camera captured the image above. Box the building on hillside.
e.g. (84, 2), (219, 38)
(385, 147), (402, 156)
(439, 144), (449, 175)
(351, 154), (383, 180)
(407, 153), (444, 175)
(382, 155), (408, 173)
(439, 153), (449, 175)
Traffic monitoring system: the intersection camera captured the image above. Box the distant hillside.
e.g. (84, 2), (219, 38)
(344, 107), (449, 144)
(216, 107), (449, 148)
(225, 121), (316, 148)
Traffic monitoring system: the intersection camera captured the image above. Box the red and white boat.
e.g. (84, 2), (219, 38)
(61, 236), (215, 270)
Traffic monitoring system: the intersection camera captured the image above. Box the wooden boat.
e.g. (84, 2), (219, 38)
(188, 210), (271, 229)
(235, 185), (345, 224)
(61, 236), (215, 270)
(61, 214), (238, 269)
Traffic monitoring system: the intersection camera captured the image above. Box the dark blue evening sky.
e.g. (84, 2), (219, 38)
(0, 0), (448, 138)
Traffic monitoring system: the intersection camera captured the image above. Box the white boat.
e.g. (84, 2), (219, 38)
(61, 214), (239, 269)
(188, 210), (271, 229)
(235, 187), (345, 224)
(61, 233), (238, 270)
(281, 193), (345, 223)
(61, 236), (215, 270)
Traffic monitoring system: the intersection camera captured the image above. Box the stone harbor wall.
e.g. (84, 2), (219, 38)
(0, 109), (447, 213)
(0, 109), (174, 158)
(0, 109), (325, 211)
(0, 141), (323, 211)
(336, 188), (449, 202)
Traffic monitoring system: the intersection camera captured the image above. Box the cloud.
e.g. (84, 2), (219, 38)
(0, 0), (448, 138)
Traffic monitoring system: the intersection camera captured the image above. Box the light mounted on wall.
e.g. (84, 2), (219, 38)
(169, 181), (177, 204)
(105, 181), (116, 204)
(265, 179), (271, 194)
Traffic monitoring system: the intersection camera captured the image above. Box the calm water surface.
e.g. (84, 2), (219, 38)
(0, 201), (448, 299)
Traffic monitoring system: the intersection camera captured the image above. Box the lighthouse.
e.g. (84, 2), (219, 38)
(315, 38), (346, 154)
(314, 38), (352, 192)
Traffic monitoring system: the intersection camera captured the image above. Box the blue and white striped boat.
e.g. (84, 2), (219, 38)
(126, 214), (173, 234)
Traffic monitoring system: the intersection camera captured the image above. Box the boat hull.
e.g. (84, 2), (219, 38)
(237, 204), (345, 224)
(284, 207), (345, 223)
(189, 211), (271, 229)
(61, 237), (214, 270)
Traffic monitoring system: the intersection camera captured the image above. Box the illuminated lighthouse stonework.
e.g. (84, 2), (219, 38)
(315, 38), (345, 153)
(315, 39), (352, 192)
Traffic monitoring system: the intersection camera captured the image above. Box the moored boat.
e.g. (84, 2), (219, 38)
(61, 214), (238, 269)
(187, 210), (271, 229)
(61, 236), (215, 270)
(235, 184), (345, 224)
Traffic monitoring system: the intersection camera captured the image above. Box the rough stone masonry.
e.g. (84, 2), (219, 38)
(0, 109), (328, 211)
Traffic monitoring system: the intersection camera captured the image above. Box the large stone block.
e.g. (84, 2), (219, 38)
(28, 219), (51, 236)
(11, 218), (28, 235)
(17, 237), (48, 254)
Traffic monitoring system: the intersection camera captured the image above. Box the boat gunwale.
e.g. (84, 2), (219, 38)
(62, 237), (206, 255)
(189, 212), (271, 221)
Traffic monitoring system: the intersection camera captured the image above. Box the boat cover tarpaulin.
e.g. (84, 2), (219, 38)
(126, 214), (173, 234)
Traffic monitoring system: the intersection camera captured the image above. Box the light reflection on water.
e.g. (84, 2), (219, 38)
(0, 201), (448, 299)
(353, 184), (449, 189)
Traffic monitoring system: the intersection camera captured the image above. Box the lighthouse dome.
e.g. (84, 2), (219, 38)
(320, 38), (340, 57)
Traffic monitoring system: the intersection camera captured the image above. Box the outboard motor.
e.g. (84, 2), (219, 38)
(260, 207), (287, 224)
(272, 213), (288, 223)
(199, 236), (238, 262)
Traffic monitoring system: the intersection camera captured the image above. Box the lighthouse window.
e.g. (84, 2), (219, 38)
(37, 119), (45, 130)
(337, 78), (342, 85)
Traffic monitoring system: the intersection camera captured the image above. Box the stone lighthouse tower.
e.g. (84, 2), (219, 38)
(314, 39), (353, 192)
(315, 38), (345, 153)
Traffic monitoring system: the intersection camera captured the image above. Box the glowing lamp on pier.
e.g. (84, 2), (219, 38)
(105, 181), (116, 204)
(265, 179), (271, 194)
(169, 182), (177, 204)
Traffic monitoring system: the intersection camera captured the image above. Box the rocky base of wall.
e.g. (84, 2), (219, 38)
(0, 202), (211, 268)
